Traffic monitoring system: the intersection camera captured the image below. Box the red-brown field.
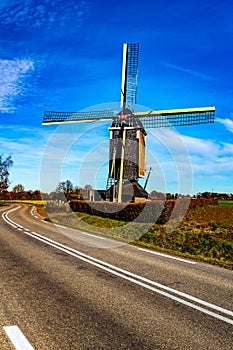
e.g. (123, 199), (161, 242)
(137, 204), (233, 269)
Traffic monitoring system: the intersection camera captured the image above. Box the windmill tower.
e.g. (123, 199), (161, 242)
(106, 43), (148, 202)
(42, 43), (215, 203)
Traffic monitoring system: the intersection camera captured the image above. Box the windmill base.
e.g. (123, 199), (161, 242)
(106, 179), (148, 203)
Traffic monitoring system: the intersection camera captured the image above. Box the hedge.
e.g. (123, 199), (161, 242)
(64, 198), (218, 224)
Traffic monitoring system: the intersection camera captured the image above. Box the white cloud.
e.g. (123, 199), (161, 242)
(179, 133), (233, 192)
(0, 0), (88, 29)
(0, 124), (52, 189)
(181, 134), (219, 158)
(146, 128), (233, 193)
(180, 134), (233, 164)
(0, 58), (34, 113)
(216, 118), (233, 133)
(139, 128), (233, 164)
(161, 61), (217, 81)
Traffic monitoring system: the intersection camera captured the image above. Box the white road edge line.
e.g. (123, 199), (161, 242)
(54, 223), (108, 240)
(31, 207), (38, 219)
(30, 206), (108, 238)
(3, 206), (233, 326)
(138, 247), (197, 264)
(3, 325), (34, 350)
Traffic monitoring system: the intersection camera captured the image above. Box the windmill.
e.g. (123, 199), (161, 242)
(42, 43), (215, 202)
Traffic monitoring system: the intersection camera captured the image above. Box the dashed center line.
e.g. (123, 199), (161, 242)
(4, 325), (34, 350)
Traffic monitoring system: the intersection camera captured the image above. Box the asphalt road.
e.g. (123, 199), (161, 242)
(0, 204), (232, 349)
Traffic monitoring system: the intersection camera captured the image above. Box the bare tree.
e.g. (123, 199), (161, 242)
(84, 184), (93, 190)
(56, 180), (74, 197)
(12, 184), (25, 193)
(0, 155), (13, 193)
(12, 184), (25, 199)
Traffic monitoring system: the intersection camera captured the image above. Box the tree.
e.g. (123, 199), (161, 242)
(12, 184), (25, 193)
(55, 180), (74, 200)
(12, 184), (25, 199)
(31, 190), (42, 200)
(56, 180), (74, 194)
(84, 184), (93, 190)
(0, 155), (13, 193)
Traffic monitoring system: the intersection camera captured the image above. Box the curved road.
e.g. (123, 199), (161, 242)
(0, 205), (232, 349)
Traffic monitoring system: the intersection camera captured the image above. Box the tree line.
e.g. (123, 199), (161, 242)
(0, 155), (92, 200)
(0, 178), (93, 201)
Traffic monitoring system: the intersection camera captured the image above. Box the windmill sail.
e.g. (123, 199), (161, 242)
(121, 43), (139, 108)
(42, 109), (116, 125)
(134, 106), (215, 129)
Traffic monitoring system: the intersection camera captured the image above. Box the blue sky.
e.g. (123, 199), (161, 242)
(0, 0), (233, 194)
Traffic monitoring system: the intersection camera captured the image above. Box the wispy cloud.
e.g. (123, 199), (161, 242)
(216, 118), (233, 133)
(180, 133), (233, 184)
(0, 0), (88, 30)
(161, 61), (217, 81)
(0, 124), (52, 189)
(0, 58), (35, 113)
(0, 122), (109, 190)
(0, 124), (49, 154)
(147, 128), (233, 193)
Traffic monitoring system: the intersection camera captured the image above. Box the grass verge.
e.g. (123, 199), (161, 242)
(45, 211), (151, 243)
(41, 204), (233, 270)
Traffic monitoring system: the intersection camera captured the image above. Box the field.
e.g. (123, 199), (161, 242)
(41, 201), (233, 269)
(218, 200), (233, 206)
(135, 203), (233, 269)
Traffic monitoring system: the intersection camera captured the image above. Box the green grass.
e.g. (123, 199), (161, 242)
(47, 211), (151, 243)
(134, 224), (233, 269)
(218, 200), (233, 206)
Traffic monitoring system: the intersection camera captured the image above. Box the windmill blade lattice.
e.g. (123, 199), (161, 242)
(42, 109), (116, 125)
(134, 107), (215, 128)
(121, 43), (139, 108)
